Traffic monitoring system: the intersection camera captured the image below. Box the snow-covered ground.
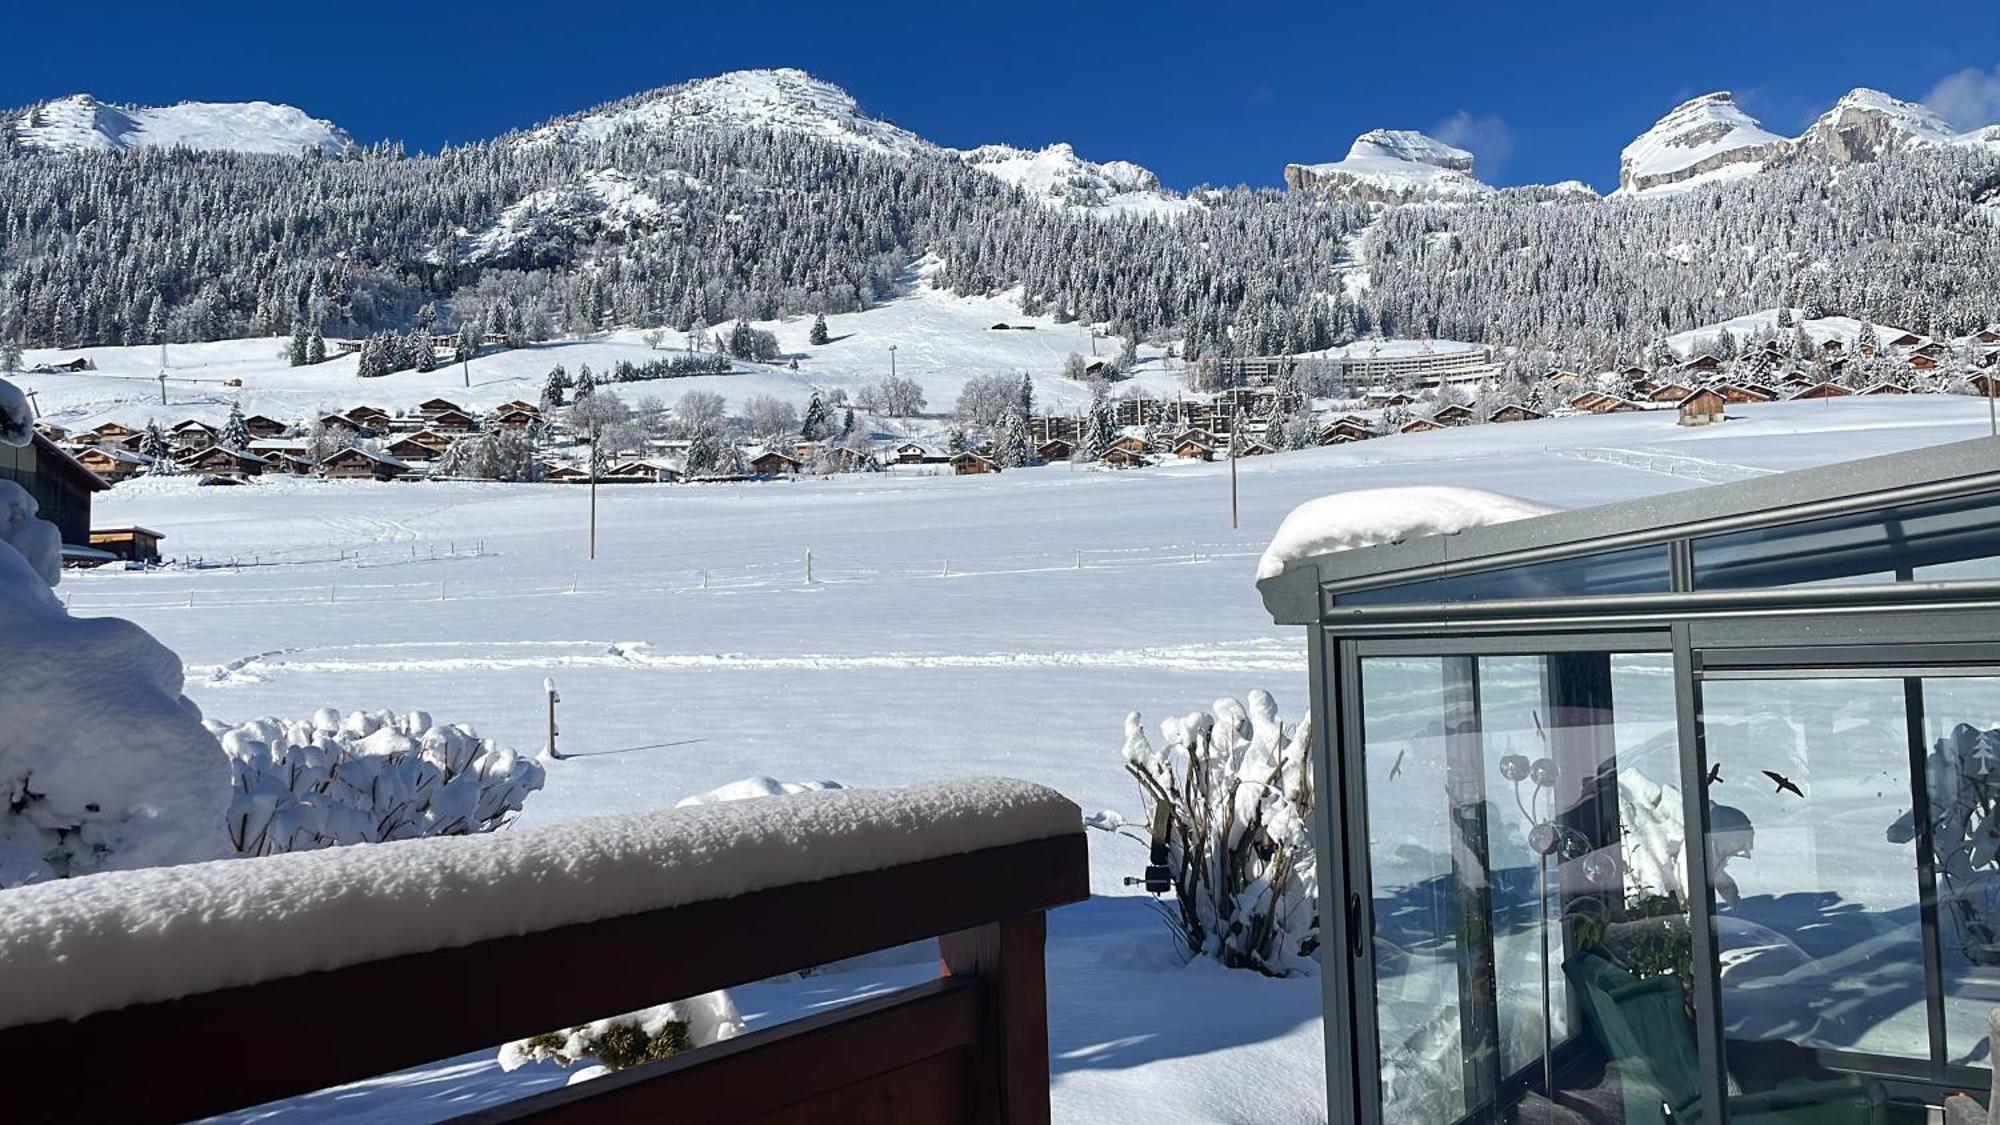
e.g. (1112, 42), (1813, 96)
(58, 393), (1994, 1122)
(13, 275), (1178, 435)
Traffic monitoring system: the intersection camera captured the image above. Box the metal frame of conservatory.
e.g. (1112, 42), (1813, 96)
(1262, 437), (2000, 1125)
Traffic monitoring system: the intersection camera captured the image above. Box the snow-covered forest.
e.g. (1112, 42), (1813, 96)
(5, 71), (1997, 376)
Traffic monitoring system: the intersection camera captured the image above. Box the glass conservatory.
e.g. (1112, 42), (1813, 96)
(1258, 437), (2000, 1125)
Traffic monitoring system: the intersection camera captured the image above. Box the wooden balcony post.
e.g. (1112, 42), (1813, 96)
(941, 913), (1053, 1125)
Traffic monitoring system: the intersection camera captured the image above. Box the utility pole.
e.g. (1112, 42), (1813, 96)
(21, 388), (39, 419)
(462, 351), (470, 389)
(888, 345), (897, 381)
(1229, 428), (1240, 530)
(1988, 370), (1997, 438)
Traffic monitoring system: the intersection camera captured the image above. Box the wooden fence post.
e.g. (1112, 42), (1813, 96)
(940, 914), (1052, 1125)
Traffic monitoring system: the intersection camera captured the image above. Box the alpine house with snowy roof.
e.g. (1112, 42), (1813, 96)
(1258, 439), (2000, 1125)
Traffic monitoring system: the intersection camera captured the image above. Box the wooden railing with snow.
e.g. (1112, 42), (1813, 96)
(0, 778), (1088, 1123)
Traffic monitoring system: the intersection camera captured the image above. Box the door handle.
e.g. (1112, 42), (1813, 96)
(1348, 892), (1365, 958)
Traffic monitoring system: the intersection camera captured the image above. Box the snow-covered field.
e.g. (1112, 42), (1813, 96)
(64, 395), (1998, 1121)
(13, 274), (1181, 436)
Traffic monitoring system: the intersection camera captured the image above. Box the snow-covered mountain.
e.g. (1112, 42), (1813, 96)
(955, 143), (1195, 218)
(521, 68), (932, 158)
(8, 94), (353, 156)
(1618, 88), (2000, 196)
(1617, 93), (1789, 196)
(1284, 130), (1493, 201)
(463, 168), (702, 266)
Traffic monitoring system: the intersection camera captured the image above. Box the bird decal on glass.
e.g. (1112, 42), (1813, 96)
(1707, 763), (1723, 786)
(1762, 769), (1804, 798)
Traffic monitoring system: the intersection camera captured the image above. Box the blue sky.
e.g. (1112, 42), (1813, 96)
(7, 1), (2000, 192)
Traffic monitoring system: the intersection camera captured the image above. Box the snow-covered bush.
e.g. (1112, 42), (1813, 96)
(674, 776), (842, 808)
(499, 992), (744, 1078)
(1105, 691), (1317, 976)
(0, 379), (231, 887)
(214, 709), (545, 855)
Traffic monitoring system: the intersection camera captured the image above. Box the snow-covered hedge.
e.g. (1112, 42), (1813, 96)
(215, 709), (544, 855)
(0, 378), (231, 888)
(499, 992), (745, 1080)
(1105, 691), (1317, 976)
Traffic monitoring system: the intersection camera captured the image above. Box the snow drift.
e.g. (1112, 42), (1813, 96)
(1257, 485), (1558, 580)
(0, 379), (229, 887)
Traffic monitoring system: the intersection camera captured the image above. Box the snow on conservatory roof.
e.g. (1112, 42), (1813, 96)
(0, 778), (1079, 1029)
(1258, 436), (2000, 625)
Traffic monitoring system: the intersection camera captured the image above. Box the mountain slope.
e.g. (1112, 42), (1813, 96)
(955, 142), (1195, 218)
(9, 94), (353, 156)
(1617, 93), (1789, 195)
(1284, 130), (1492, 201)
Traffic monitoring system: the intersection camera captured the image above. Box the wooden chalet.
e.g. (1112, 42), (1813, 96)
(1618, 365), (1650, 381)
(1679, 354), (1722, 374)
(426, 408), (479, 434)
(416, 398), (467, 419)
(1108, 433), (1150, 456)
(1542, 368), (1582, 384)
(87, 526), (165, 564)
(496, 400), (541, 416)
(1887, 330), (1923, 348)
(269, 453), (317, 476)
(321, 447), (409, 480)
(386, 434), (448, 462)
(1967, 373), (2000, 398)
(1908, 353), (1940, 371)
(1317, 419), (1376, 445)
(344, 406), (393, 430)
(73, 446), (151, 482)
(1235, 439), (1277, 457)
(1430, 404), (1475, 426)
(169, 420), (219, 452)
(1366, 391), (1417, 408)
(1859, 382), (1911, 396)
(541, 464), (591, 483)
(1399, 417), (1446, 434)
(1172, 437), (1215, 461)
(1648, 382), (1697, 403)
(180, 446), (265, 478)
(747, 449), (802, 476)
(1676, 388), (1726, 427)
(891, 441), (948, 465)
(0, 433), (108, 550)
(79, 421), (143, 450)
(492, 408), (539, 431)
(33, 422), (69, 443)
(1820, 339), (1846, 356)
(28, 357), (92, 374)
(1790, 381), (1853, 400)
(1567, 391), (1612, 412)
(1570, 392), (1642, 415)
(1715, 383), (1777, 404)
(1912, 341), (1948, 359)
(1486, 404), (1545, 424)
(605, 460), (683, 484)
(242, 415), (289, 440)
(949, 451), (1002, 476)
(1034, 437), (1075, 462)
(1099, 447), (1149, 468)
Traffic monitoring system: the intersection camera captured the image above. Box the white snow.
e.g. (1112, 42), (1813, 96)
(1617, 92), (1788, 196)
(12, 94), (354, 156)
(956, 143), (1197, 219)
(675, 776), (842, 807)
(1288, 129), (1493, 199)
(0, 778), (1078, 1029)
(1257, 486), (1558, 580)
(521, 68), (932, 158)
(463, 169), (681, 264)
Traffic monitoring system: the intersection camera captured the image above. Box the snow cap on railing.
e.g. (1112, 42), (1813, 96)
(0, 777), (1080, 1030)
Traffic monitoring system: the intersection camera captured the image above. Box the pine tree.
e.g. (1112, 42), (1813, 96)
(0, 338), (20, 374)
(222, 401), (250, 450)
(809, 313), (829, 346)
(575, 364), (596, 401)
(306, 326), (326, 365)
(541, 368), (568, 409)
(139, 421), (171, 468)
(288, 323), (309, 367)
(1017, 372), (1034, 418)
(800, 390), (829, 441)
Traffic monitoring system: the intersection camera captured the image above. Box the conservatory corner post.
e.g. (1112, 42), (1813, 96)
(1307, 626), (1361, 1124)
(1671, 622), (1731, 1125)
(1903, 675), (1950, 1075)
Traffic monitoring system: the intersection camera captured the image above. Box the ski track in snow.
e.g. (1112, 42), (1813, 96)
(193, 637), (1304, 684)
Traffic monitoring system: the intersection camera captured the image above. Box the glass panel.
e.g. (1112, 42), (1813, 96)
(1699, 678), (1928, 1062)
(1692, 490), (2000, 591)
(1917, 676), (2000, 1066)
(1338, 545), (1672, 606)
(1358, 649), (1687, 1124)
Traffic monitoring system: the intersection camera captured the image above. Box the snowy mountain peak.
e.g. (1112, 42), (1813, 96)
(1796, 87), (1960, 163)
(522, 68), (933, 158)
(1284, 129), (1491, 201)
(1617, 92), (1788, 196)
(954, 142), (1196, 219)
(10, 94), (354, 156)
